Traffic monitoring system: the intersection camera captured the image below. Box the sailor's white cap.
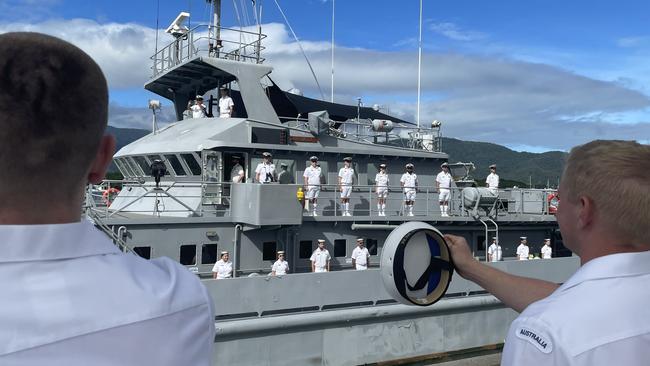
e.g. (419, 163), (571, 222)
(489, 164), (497, 169)
(492, 237), (498, 240)
(220, 251), (229, 256)
(441, 162), (449, 167)
(544, 238), (551, 241)
(405, 163), (414, 168)
(277, 251), (285, 255)
(343, 156), (352, 162)
(379, 163), (387, 168)
(196, 95), (203, 99)
(262, 152), (272, 157)
(520, 236), (527, 240)
(310, 156), (319, 161)
(356, 238), (364, 242)
(317, 239), (325, 243)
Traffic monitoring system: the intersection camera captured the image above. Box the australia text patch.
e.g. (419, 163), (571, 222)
(515, 326), (553, 354)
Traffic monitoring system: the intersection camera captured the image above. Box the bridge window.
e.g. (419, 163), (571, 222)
(114, 159), (132, 177)
(263, 241), (277, 261)
(132, 156), (151, 176)
(299, 240), (313, 259)
(180, 244), (197, 265)
(125, 157), (143, 176)
(366, 239), (378, 255)
(181, 153), (202, 175)
(165, 154), (187, 176)
(133, 246), (151, 259)
(201, 244), (218, 264)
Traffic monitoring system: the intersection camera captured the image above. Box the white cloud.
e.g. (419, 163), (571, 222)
(428, 22), (487, 42)
(1, 19), (649, 151)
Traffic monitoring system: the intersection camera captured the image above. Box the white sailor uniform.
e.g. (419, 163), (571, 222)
(351, 246), (370, 270)
(310, 248), (331, 273)
(255, 162), (276, 183)
(231, 163), (244, 183)
(541, 245), (552, 259)
(272, 260), (289, 275)
(212, 259), (233, 279)
(517, 244), (530, 261)
(375, 172), (389, 198)
(488, 243), (502, 262)
(338, 167), (354, 198)
(436, 171), (452, 202)
(486, 172), (499, 193)
(400, 172), (417, 201)
(501, 250), (650, 365)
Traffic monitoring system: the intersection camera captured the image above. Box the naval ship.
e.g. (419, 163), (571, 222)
(85, 2), (580, 364)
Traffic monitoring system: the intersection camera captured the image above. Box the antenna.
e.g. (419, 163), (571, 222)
(416, 0), (423, 130)
(331, 0), (335, 103)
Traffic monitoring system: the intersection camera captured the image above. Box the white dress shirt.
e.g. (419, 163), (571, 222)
(218, 96), (234, 117)
(303, 166), (322, 185)
(486, 172), (499, 190)
(541, 245), (552, 259)
(436, 171), (452, 189)
(351, 246), (370, 270)
(310, 248), (331, 272)
(212, 259), (233, 279)
(517, 244), (530, 260)
(0, 220), (214, 365)
(400, 172), (417, 189)
(488, 243), (502, 262)
(255, 163), (276, 183)
(502, 250), (650, 365)
(338, 167), (354, 185)
(272, 260), (289, 275)
(375, 172), (389, 187)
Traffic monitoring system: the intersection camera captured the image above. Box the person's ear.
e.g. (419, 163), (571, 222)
(576, 196), (595, 230)
(87, 135), (116, 184)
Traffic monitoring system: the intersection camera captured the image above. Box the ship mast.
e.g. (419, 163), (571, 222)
(416, 0), (423, 130)
(208, 0), (222, 57)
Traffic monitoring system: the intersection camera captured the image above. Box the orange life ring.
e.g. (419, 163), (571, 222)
(102, 187), (120, 206)
(547, 193), (559, 214)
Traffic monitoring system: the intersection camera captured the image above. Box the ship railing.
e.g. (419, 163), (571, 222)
(151, 24), (267, 77)
(301, 184), (557, 218)
(279, 117), (443, 153)
(86, 180), (557, 219)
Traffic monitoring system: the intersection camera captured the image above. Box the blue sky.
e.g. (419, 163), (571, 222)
(2, 0), (650, 151)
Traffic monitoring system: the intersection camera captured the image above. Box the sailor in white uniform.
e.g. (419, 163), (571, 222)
(190, 95), (209, 118)
(351, 238), (371, 270)
(212, 251), (233, 279)
(516, 237), (530, 260)
(271, 251), (289, 276)
(375, 163), (389, 216)
(303, 156), (322, 216)
(230, 156), (245, 183)
(218, 87), (234, 118)
(541, 239), (552, 259)
(255, 152), (276, 183)
(436, 162), (453, 217)
(310, 239), (331, 272)
(338, 157), (355, 216)
(442, 140), (650, 366)
(487, 237), (502, 262)
(400, 163), (418, 216)
(486, 164), (499, 194)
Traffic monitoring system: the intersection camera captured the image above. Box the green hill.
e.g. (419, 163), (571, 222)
(105, 127), (565, 186)
(442, 137), (565, 188)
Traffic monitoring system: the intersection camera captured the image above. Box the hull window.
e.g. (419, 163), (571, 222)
(201, 244), (218, 264)
(263, 241), (277, 261)
(180, 244), (197, 265)
(366, 239), (378, 256)
(334, 239), (347, 257)
(299, 240), (313, 259)
(133, 246), (151, 259)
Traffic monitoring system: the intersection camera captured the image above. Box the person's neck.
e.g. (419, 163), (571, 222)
(0, 204), (81, 225)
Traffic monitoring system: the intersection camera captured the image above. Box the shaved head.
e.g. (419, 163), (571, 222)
(0, 32), (108, 202)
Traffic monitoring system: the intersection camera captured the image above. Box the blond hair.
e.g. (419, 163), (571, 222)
(562, 140), (650, 244)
